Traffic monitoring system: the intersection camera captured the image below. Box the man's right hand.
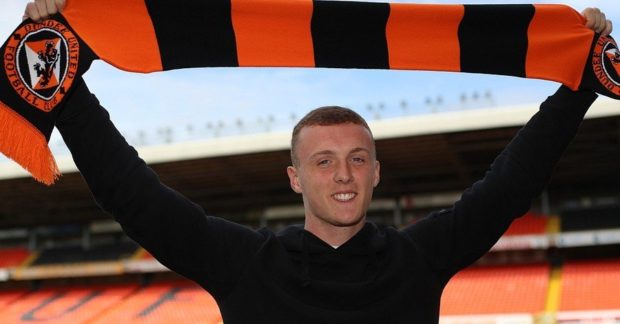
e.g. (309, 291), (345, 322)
(23, 0), (65, 22)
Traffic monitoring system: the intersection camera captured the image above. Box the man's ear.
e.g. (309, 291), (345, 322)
(287, 166), (303, 193)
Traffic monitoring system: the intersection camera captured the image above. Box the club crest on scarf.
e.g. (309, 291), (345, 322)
(3, 20), (79, 112)
(593, 35), (620, 97)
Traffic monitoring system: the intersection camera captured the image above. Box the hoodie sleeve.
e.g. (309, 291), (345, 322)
(55, 79), (264, 300)
(403, 86), (597, 280)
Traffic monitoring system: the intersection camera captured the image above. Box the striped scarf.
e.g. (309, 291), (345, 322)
(1, 0), (618, 185)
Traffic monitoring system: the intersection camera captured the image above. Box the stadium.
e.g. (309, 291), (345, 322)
(0, 96), (618, 323)
(1, 0), (620, 323)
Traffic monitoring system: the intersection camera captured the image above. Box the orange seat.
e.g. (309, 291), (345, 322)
(0, 290), (27, 310)
(441, 263), (549, 315)
(560, 259), (620, 311)
(0, 284), (137, 323)
(504, 212), (548, 236)
(91, 281), (221, 324)
(0, 248), (32, 268)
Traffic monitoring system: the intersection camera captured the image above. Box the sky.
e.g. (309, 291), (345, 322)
(0, 0), (619, 154)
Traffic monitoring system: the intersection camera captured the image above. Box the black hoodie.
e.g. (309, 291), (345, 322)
(56, 81), (596, 323)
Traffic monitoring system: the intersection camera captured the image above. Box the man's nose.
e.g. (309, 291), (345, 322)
(334, 161), (353, 183)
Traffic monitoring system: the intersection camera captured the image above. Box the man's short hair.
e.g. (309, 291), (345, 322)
(290, 106), (373, 166)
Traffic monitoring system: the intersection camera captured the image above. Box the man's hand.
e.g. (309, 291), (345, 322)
(23, 0), (65, 22)
(582, 7), (613, 36)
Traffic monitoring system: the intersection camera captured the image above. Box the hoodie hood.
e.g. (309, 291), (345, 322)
(278, 223), (387, 254)
(265, 222), (393, 310)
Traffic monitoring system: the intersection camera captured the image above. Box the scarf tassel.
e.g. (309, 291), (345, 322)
(0, 101), (59, 185)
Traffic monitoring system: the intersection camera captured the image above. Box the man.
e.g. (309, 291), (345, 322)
(23, 1), (613, 323)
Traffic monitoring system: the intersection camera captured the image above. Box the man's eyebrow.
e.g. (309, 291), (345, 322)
(350, 147), (371, 154)
(309, 150), (336, 159)
(309, 148), (370, 159)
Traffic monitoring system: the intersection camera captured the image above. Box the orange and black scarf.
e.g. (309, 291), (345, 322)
(1, 0), (619, 185)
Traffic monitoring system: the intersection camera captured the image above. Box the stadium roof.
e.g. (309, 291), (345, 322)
(0, 99), (618, 228)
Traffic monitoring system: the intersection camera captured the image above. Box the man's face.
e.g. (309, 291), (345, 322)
(287, 123), (380, 231)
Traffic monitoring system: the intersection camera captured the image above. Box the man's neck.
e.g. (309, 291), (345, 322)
(304, 219), (366, 247)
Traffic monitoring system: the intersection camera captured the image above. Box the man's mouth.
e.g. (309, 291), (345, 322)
(333, 193), (356, 202)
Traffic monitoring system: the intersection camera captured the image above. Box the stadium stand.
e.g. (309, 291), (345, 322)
(0, 209), (618, 323)
(440, 263), (550, 315)
(0, 283), (138, 323)
(504, 212), (549, 236)
(90, 281), (221, 324)
(0, 99), (618, 323)
(559, 258), (620, 311)
(0, 247), (32, 268)
(561, 205), (620, 232)
(31, 242), (139, 265)
(0, 208), (618, 323)
(0, 289), (27, 310)
(0, 280), (222, 323)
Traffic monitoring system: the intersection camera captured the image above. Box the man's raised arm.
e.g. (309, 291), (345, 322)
(56, 77), (263, 300)
(404, 7), (611, 281)
(24, 0), (263, 302)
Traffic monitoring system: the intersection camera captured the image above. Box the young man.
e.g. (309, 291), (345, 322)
(23, 1), (613, 323)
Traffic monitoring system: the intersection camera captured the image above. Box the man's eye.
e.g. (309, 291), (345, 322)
(318, 160), (330, 166)
(352, 157), (365, 163)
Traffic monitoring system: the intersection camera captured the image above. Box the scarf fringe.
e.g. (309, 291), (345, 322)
(0, 101), (59, 185)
